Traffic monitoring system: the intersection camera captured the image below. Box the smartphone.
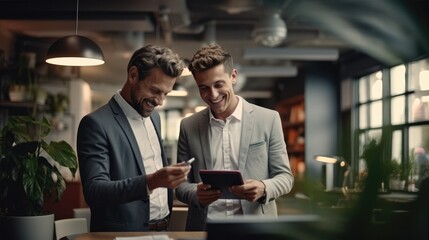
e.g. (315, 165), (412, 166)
(184, 157), (195, 166)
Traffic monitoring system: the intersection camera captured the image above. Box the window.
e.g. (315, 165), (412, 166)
(355, 58), (429, 192)
(409, 126), (429, 190)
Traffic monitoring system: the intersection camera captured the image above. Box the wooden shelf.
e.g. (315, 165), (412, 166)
(0, 100), (39, 108)
(283, 121), (305, 129)
(276, 95), (305, 179)
(287, 144), (305, 154)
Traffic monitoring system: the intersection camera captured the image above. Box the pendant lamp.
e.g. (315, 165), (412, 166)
(45, 0), (104, 66)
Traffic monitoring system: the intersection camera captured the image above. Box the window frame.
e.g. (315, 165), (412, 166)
(353, 58), (429, 193)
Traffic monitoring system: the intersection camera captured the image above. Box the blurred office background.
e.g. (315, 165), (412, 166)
(0, 0), (428, 239)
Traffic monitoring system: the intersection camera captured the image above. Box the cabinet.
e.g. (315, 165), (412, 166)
(276, 95), (305, 180)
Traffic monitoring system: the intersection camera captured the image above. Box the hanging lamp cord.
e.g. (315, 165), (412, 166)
(75, 0), (79, 35)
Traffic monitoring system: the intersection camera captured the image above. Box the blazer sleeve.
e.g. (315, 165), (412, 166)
(175, 118), (201, 207)
(77, 113), (150, 207)
(262, 111), (294, 203)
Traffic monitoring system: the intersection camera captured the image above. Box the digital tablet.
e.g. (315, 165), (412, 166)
(199, 170), (244, 199)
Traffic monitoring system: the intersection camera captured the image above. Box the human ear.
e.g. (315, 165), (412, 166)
(128, 66), (139, 83)
(231, 69), (238, 85)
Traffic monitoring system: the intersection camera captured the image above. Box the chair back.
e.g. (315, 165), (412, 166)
(54, 218), (88, 240)
(169, 206), (188, 231)
(73, 208), (91, 231)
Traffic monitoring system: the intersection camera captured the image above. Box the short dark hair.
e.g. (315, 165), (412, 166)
(127, 45), (185, 80)
(188, 43), (234, 74)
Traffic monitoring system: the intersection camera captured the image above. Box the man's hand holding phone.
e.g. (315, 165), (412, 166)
(184, 157), (195, 166)
(176, 157), (195, 167)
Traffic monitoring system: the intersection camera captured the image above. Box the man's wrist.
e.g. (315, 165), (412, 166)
(257, 180), (267, 203)
(146, 174), (154, 194)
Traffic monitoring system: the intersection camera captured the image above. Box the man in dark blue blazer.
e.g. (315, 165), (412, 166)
(77, 45), (190, 232)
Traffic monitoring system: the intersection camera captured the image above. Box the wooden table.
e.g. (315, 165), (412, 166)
(62, 231), (206, 240)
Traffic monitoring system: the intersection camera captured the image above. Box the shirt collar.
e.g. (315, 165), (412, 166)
(209, 96), (243, 123)
(114, 90), (148, 121)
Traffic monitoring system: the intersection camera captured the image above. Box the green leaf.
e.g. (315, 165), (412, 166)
(43, 141), (78, 176)
(54, 171), (67, 202)
(22, 168), (43, 202)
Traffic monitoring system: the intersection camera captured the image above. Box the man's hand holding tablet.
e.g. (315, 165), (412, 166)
(199, 170), (244, 199)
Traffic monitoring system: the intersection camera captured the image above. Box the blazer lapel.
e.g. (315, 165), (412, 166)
(238, 100), (255, 171)
(198, 109), (212, 169)
(109, 98), (145, 174)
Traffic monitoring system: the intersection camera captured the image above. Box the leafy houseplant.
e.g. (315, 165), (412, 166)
(8, 55), (36, 102)
(387, 159), (402, 180)
(0, 116), (78, 216)
(46, 92), (69, 116)
(385, 159), (406, 190)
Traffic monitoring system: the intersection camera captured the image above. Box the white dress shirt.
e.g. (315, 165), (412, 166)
(207, 96), (243, 219)
(114, 92), (169, 220)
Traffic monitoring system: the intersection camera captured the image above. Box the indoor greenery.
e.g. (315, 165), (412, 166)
(46, 92), (69, 115)
(12, 55), (35, 86)
(0, 116), (78, 216)
(387, 159), (403, 180)
(7, 54), (37, 102)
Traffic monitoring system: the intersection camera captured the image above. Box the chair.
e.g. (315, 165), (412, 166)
(73, 207), (91, 231)
(54, 218), (88, 240)
(168, 206), (188, 231)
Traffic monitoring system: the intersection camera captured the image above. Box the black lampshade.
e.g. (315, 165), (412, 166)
(45, 35), (105, 66)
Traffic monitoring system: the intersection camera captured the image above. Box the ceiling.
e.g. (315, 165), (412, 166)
(1, 0), (428, 108)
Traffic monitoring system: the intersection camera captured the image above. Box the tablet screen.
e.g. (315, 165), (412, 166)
(199, 170), (244, 199)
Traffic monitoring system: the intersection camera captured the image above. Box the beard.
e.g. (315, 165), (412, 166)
(131, 92), (156, 117)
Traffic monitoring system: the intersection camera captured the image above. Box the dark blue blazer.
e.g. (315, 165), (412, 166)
(77, 97), (172, 232)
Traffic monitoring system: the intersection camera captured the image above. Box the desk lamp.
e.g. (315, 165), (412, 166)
(315, 155), (351, 194)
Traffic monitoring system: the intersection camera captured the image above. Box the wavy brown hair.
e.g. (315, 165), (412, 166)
(127, 45), (185, 81)
(188, 43), (234, 75)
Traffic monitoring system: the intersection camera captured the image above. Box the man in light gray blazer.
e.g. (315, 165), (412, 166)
(175, 44), (294, 230)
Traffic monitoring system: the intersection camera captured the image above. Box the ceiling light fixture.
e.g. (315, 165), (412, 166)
(252, 11), (287, 47)
(45, 0), (104, 66)
(243, 47), (340, 61)
(239, 66), (297, 77)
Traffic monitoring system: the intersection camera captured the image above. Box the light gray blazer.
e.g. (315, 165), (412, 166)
(175, 98), (294, 230)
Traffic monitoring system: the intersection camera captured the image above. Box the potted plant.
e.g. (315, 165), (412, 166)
(8, 54), (36, 102)
(46, 92), (69, 116)
(0, 115), (78, 240)
(46, 92), (70, 131)
(386, 159), (406, 190)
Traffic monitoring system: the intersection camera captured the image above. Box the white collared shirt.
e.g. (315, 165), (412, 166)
(114, 91), (169, 220)
(207, 96), (244, 219)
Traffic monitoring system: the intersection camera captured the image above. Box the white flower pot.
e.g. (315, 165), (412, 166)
(389, 179), (405, 190)
(8, 84), (27, 102)
(0, 213), (55, 240)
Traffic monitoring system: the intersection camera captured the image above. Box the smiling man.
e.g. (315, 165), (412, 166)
(77, 45), (190, 232)
(175, 43), (294, 230)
